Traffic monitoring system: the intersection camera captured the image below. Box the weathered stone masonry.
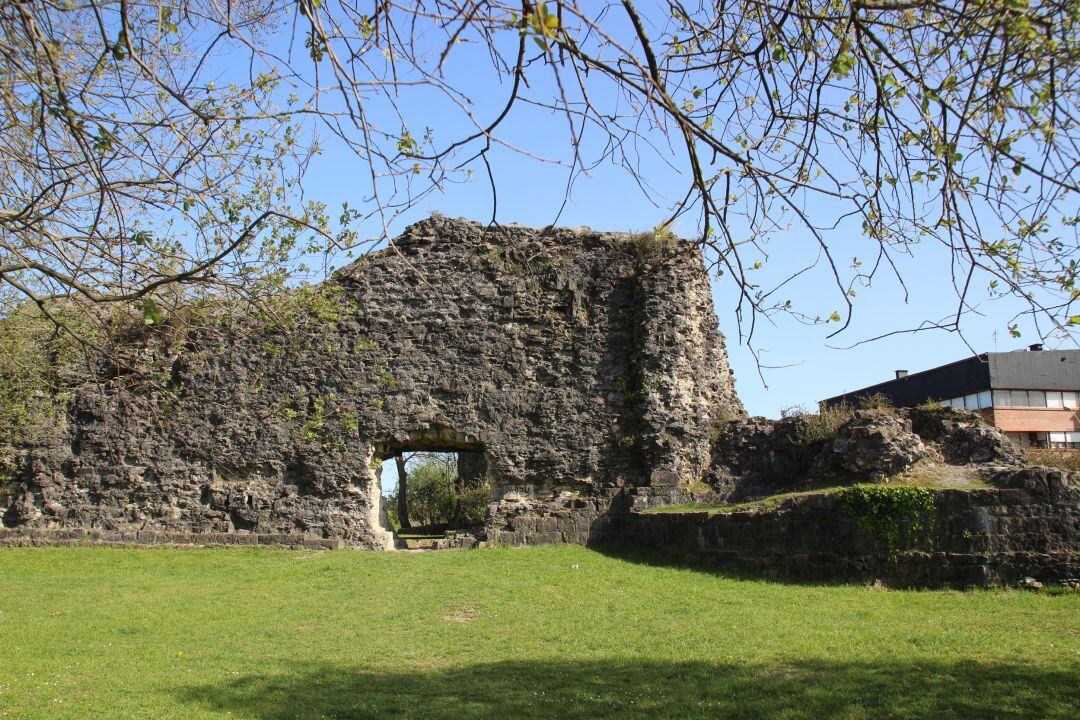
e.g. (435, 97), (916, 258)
(620, 466), (1080, 588)
(1, 216), (742, 548)
(2, 215), (1076, 588)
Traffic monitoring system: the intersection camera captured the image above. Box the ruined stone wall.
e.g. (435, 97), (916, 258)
(619, 466), (1080, 588)
(1, 216), (741, 547)
(707, 406), (1024, 502)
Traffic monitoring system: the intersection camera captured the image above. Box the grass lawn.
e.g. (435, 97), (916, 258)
(1, 545), (1078, 719)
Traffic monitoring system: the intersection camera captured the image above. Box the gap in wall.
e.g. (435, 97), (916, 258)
(374, 442), (492, 548)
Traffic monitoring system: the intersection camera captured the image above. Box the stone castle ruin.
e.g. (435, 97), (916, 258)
(1, 216), (1077, 587)
(1, 216), (741, 549)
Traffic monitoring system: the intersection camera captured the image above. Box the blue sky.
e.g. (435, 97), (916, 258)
(297, 115), (1062, 421)
(248, 11), (1074, 421)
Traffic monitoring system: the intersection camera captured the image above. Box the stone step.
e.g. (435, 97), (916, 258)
(401, 536), (442, 550)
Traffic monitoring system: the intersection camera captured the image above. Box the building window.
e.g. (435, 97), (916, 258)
(994, 390), (1074, 408)
(985, 390), (1080, 410)
(947, 392), (992, 409)
(1049, 431), (1080, 449)
(1004, 431), (1028, 448)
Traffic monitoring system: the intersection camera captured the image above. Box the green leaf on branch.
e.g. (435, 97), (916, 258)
(136, 299), (164, 326)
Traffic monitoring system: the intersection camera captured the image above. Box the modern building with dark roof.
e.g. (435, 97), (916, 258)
(821, 346), (1080, 448)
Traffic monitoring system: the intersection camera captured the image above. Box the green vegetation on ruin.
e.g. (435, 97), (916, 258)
(835, 485), (937, 560)
(647, 462), (998, 517)
(0, 281), (374, 464)
(626, 223), (679, 258)
(641, 489), (847, 516)
(1, 545), (1077, 719)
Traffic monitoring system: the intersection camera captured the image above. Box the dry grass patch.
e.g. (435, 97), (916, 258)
(1026, 449), (1080, 473)
(885, 461), (997, 490)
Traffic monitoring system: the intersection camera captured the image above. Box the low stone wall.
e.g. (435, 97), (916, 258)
(485, 486), (684, 547)
(5, 466), (1076, 590)
(618, 467), (1080, 588)
(434, 529), (485, 550)
(486, 491), (623, 547)
(0, 527), (342, 550)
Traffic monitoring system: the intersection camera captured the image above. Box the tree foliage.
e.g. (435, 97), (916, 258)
(384, 453), (490, 530)
(1, 0), (1076, 349)
(0, 0), (357, 333)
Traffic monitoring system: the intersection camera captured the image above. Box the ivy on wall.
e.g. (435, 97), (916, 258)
(835, 485), (937, 561)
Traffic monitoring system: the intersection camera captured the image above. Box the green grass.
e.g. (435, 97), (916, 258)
(642, 489), (840, 515)
(1, 545), (1077, 719)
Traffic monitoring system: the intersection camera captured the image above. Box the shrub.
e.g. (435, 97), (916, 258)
(793, 402), (855, 445)
(454, 482), (493, 527)
(779, 403), (810, 418)
(783, 397), (892, 448)
(628, 224), (678, 258)
(858, 393), (896, 412)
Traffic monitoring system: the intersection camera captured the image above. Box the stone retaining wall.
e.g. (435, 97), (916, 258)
(617, 467), (1079, 587)
(0, 527), (341, 550)
(485, 486), (685, 547)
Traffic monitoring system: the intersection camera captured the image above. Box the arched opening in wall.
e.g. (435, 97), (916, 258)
(373, 437), (492, 550)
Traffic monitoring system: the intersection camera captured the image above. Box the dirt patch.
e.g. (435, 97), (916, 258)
(889, 461), (994, 490)
(442, 606), (479, 623)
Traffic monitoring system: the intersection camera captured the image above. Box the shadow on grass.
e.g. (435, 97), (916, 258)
(177, 657), (1079, 719)
(589, 543), (850, 586)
